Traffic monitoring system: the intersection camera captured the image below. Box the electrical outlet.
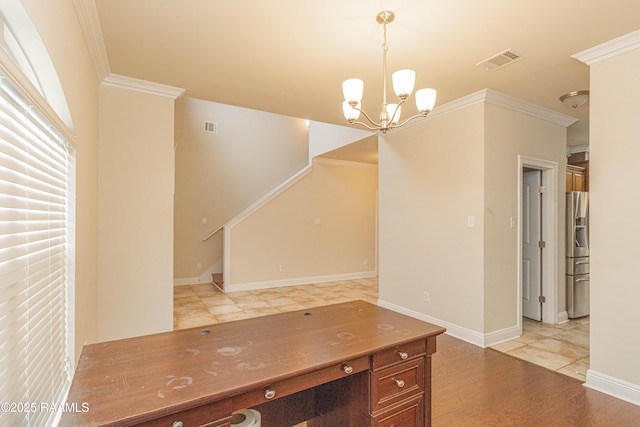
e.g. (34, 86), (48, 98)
(423, 291), (430, 302)
(364, 258), (369, 265)
(197, 262), (202, 270)
(279, 265), (285, 273)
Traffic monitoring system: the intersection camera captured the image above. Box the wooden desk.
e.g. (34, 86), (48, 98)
(61, 300), (445, 426)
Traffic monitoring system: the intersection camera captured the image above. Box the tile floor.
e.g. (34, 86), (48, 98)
(173, 277), (379, 330)
(174, 277), (589, 381)
(490, 316), (590, 381)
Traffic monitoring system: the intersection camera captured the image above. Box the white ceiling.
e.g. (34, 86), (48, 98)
(94, 0), (640, 147)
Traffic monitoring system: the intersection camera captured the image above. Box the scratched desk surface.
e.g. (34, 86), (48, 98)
(61, 300), (444, 426)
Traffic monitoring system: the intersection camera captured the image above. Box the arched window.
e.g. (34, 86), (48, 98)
(0, 5), (75, 133)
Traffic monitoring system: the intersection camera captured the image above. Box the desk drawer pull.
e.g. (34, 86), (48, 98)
(397, 351), (409, 360)
(342, 364), (353, 374)
(264, 388), (276, 399)
(172, 422), (183, 427)
(393, 378), (405, 388)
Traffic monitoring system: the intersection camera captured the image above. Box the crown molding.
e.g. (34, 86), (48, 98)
(566, 145), (589, 155)
(573, 29), (640, 65)
(483, 89), (578, 127)
(102, 74), (185, 99)
(73, 0), (187, 100)
(428, 88), (577, 128)
(425, 90), (487, 120)
(73, 0), (111, 80)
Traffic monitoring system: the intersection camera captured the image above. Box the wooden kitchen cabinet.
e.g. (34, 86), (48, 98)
(566, 165), (586, 192)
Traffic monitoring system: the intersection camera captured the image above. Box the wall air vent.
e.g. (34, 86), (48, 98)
(476, 49), (524, 71)
(204, 121), (218, 134)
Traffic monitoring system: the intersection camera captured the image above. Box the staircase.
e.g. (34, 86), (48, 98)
(212, 273), (224, 291)
(195, 122), (374, 293)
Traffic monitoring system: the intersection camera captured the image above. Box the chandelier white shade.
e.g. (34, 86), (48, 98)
(342, 100), (361, 120)
(386, 103), (401, 124)
(392, 69), (415, 99)
(342, 79), (364, 105)
(415, 88), (437, 113)
(341, 11), (437, 133)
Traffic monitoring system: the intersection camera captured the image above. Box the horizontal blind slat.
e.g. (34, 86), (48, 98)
(0, 69), (72, 427)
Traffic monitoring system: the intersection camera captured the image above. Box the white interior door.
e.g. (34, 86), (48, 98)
(522, 169), (542, 320)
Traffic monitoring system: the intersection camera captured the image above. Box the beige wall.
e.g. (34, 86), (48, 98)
(97, 84), (175, 341)
(379, 103), (486, 332)
(228, 159), (378, 288)
(174, 97), (309, 282)
(589, 47), (640, 387)
(22, 0), (100, 358)
(379, 92), (568, 342)
(484, 103), (567, 331)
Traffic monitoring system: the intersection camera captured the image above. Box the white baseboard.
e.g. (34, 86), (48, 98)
(585, 370), (640, 406)
(174, 260), (224, 286)
(557, 310), (569, 324)
(376, 300), (485, 347)
(376, 299), (522, 348)
(483, 325), (521, 347)
(173, 277), (203, 286)
(174, 275), (213, 286)
(223, 270), (378, 293)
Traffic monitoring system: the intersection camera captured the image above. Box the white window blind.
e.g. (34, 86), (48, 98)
(0, 72), (74, 426)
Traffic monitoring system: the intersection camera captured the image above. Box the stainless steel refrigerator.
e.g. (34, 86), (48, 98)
(566, 191), (589, 318)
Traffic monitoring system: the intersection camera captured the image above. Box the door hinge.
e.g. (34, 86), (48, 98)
(538, 240), (546, 249)
(539, 295), (546, 303)
(538, 185), (546, 193)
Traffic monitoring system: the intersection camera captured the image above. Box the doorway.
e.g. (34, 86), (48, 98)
(522, 168), (543, 321)
(517, 156), (558, 328)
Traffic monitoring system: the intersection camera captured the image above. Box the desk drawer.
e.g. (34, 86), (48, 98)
(371, 395), (424, 427)
(233, 356), (369, 410)
(372, 339), (426, 370)
(139, 398), (232, 427)
(371, 357), (424, 413)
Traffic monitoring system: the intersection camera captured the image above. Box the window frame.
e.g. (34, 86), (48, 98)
(0, 6), (76, 426)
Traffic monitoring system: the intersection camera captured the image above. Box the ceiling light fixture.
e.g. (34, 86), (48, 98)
(341, 11), (437, 134)
(559, 90), (589, 109)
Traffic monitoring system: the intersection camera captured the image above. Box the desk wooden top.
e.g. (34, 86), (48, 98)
(61, 300), (445, 426)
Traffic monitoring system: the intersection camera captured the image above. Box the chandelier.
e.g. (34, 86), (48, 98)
(341, 10), (437, 134)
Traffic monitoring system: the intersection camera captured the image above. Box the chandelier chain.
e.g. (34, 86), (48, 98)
(382, 19), (388, 108)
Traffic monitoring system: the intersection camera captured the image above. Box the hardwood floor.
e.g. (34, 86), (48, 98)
(433, 334), (640, 426)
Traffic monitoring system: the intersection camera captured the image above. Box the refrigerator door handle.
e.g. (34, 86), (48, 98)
(575, 277), (590, 283)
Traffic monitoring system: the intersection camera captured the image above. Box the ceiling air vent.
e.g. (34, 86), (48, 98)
(204, 121), (218, 134)
(476, 49), (523, 71)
